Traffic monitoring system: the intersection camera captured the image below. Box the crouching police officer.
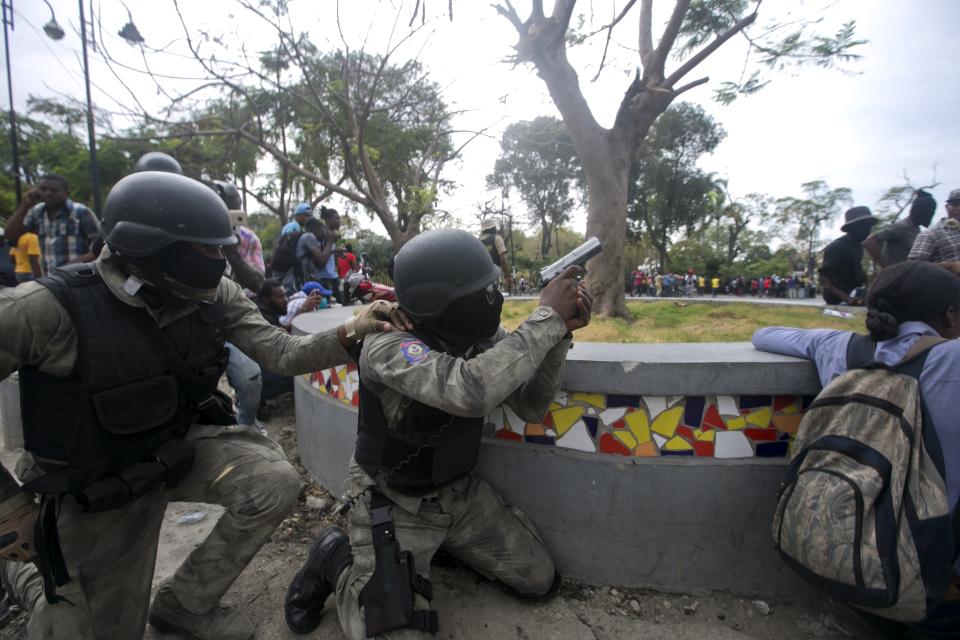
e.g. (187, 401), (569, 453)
(284, 228), (591, 637)
(0, 170), (406, 640)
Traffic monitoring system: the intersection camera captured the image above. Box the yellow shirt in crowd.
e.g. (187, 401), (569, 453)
(10, 232), (40, 274)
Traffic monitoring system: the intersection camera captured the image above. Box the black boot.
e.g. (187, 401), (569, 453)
(285, 526), (352, 634)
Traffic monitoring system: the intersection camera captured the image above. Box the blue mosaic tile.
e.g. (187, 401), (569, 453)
(756, 441), (790, 457)
(660, 449), (695, 457)
(683, 396), (705, 427)
(739, 395), (772, 409)
(525, 435), (556, 445)
(582, 416), (599, 438)
(607, 394), (640, 408)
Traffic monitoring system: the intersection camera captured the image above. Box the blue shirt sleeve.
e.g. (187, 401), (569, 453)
(752, 327), (854, 387)
(76, 206), (100, 243)
(23, 205), (41, 233)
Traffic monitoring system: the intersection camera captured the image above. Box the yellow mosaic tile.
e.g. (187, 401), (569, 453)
(571, 392), (605, 409)
(694, 429), (715, 442)
(725, 416), (746, 430)
(663, 436), (693, 452)
(634, 441), (657, 457)
(745, 407), (772, 428)
(613, 430), (638, 449)
(650, 406), (683, 438)
(624, 411), (651, 445)
(781, 403), (799, 415)
(549, 402), (563, 412)
(551, 406), (585, 437)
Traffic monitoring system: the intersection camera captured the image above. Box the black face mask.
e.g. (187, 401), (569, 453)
(435, 287), (504, 340)
(157, 243), (226, 291)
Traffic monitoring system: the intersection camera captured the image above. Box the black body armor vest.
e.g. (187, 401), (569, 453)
(18, 264), (230, 509)
(354, 333), (485, 495)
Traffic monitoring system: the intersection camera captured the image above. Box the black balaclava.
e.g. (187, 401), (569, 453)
(426, 286), (504, 353)
(128, 242), (226, 305)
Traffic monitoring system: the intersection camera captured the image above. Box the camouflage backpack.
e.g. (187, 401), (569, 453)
(772, 334), (956, 622)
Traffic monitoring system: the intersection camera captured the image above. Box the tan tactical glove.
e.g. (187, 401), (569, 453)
(0, 492), (38, 563)
(342, 300), (413, 342)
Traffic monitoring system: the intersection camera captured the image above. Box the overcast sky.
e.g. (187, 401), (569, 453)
(4, 0), (958, 241)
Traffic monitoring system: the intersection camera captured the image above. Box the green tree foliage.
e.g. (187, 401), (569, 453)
(775, 180), (853, 279)
(626, 103), (725, 269)
(118, 1), (460, 248)
(488, 117), (582, 259)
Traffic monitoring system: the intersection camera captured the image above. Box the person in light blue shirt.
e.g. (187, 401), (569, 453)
(281, 202), (313, 235)
(753, 260), (960, 637)
(297, 208), (341, 298)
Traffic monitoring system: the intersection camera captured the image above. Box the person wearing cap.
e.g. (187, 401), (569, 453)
(479, 219), (513, 293)
(0, 171), (411, 640)
(283, 228), (591, 637)
(818, 206), (878, 305)
(282, 202), (313, 236)
(909, 188), (960, 267)
(864, 190), (937, 268)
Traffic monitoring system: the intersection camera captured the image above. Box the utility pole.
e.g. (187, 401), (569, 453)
(2, 0), (21, 204)
(78, 0), (102, 213)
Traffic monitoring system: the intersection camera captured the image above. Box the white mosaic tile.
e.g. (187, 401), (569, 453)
(717, 395), (739, 416)
(653, 434), (668, 449)
(556, 420), (595, 452)
(599, 407), (627, 424)
(643, 396), (667, 418)
(714, 431), (754, 458)
(486, 408), (505, 430)
(503, 406), (524, 432)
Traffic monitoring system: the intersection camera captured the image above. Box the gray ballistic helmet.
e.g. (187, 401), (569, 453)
(393, 228), (501, 320)
(102, 171), (237, 258)
(133, 151), (183, 175)
(210, 180), (243, 210)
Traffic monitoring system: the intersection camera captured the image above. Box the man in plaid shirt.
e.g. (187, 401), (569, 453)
(4, 174), (100, 274)
(909, 188), (960, 264)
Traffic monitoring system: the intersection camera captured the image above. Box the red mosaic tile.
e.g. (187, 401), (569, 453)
(599, 433), (631, 456)
(351, 392), (360, 407)
(676, 425), (695, 441)
(611, 418), (626, 430)
(495, 429), (522, 442)
(773, 395), (795, 412)
(542, 412), (554, 428)
(701, 404), (725, 430)
(745, 428), (777, 442)
(693, 441), (715, 457)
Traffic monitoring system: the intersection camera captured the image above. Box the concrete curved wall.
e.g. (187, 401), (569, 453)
(293, 307), (822, 597)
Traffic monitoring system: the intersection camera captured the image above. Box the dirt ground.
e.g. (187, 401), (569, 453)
(1, 393), (881, 639)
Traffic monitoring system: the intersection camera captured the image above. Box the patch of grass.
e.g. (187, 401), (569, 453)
(499, 300), (866, 343)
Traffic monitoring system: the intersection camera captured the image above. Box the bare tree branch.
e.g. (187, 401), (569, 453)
(646, 0), (692, 81)
(664, 9), (758, 87)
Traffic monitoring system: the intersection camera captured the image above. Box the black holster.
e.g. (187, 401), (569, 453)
(360, 492), (438, 637)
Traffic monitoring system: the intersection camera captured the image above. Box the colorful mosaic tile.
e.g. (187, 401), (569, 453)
(306, 364), (809, 459)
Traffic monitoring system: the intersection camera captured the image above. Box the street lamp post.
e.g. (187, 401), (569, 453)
(33, 1), (142, 213)
(77, 0), (101, 214)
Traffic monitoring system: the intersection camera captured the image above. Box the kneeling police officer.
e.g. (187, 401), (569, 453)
(285, 228), (591, 637)
(0, 170), (404, 640)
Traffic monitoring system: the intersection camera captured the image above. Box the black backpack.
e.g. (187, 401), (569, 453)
(272, 230), (302, 275)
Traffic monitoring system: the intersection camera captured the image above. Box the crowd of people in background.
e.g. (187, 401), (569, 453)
(629, 269), (816, 299)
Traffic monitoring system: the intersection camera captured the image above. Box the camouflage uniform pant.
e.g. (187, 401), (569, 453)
(0, 426), (303, 640)
(335, 461), (555, 640)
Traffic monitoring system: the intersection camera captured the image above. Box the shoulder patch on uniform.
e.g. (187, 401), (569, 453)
(400, 339), (430, 365)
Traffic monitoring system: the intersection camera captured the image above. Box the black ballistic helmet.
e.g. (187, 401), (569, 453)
(210, 180), (243, 210)
(133, 151), (183, 175)
(102, 171), (237, 258)
(393, 228), (501, 320)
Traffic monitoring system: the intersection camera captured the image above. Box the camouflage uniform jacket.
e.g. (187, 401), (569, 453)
(357, 306), (570, 512)
(0, 247), (352, 501)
